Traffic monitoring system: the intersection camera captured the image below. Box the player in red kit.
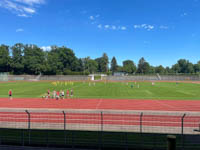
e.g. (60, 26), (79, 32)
(47, 89), (50, 99)
(66, 90), (69, 99)
(56, 91), (60, 100)
(8, 89), (12, 100)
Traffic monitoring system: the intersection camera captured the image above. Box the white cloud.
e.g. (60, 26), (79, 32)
(97, 24), (102, 29)
(133, 24), (154, 31)
(15, 0), (45, 5)
(181, 12), (188, 17)
(111, 25), (117, 30)
(23, 7), (35, 13)
(141, 24), (146, 28)
(104, 25), (110, 29)
(0, 0), (45, 17)
(134, 25), (140, 29)
(89, 14), (100, 23)
(17, 13), (28, 17)
(97, 24), (128, 31)
(16, 28), (24, 32)
(41, 46), (51, 51)
(121, 26), (127, 30)
(89, 16), (94, 20)
(159, 25), (169, 30)
(147, 25), (154, 31)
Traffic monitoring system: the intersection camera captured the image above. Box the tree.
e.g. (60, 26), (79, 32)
(23, 44), (45, 75)
(44, 48), (63, 75)
(82, 57), (90, 73)
(149, 66), (155, 74)
(82, 57), (97, 74)
(155, 65), (165, 74)
(117, 65), (123, 72)
(53, 46), (78, 71)
(177, 59), (190, 73)
(137, 57), (150, 74)
(186, 62), (194, 73)
(123, 60), (136, 74)
(0, 44), (11, 72)
(95, 57), (102, 72)
(88, 59), (98, 73)
(172, 59), (194, 73)
(11, 43), (24, 74)
(101, 53), (109, 72)
(77, 58), (84, 72)
(194, 63), (200, 73)
(2, 42), (200, 76)
(111, 57), (118, 74)
(95, 53), (109, 73)
(44, 46), (80, 75)
(165, 67), (172, 74)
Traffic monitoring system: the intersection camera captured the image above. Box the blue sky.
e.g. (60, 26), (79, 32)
(0, 0), (200, 67)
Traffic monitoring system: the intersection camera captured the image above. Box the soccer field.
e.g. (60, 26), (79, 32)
(0, 81), (200, 100)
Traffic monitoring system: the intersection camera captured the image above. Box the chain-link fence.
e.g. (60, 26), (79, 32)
(0, 109), (200, 149)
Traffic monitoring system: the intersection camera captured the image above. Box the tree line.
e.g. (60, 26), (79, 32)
(0, 43), (200, 75)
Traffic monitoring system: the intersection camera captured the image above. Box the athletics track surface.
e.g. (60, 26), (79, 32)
(0, 98), (200, 111)
(0, 98), (200, 130)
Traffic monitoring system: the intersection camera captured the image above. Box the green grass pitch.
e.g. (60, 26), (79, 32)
(0, 81), (200, 100)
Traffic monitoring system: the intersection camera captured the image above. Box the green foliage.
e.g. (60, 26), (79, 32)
(0, 44), (11, 72)
(23, 44), (45, 75)
(149, 66), (156, 74)
(137, 57), (150, 74)
(82, 57), (98, 74)
(172, 59), (195, 74)
(101, 53), (109, 72)
(116, 65), (124, 72)
(63, 69), (86, 75)
(194, 63), (200, 73)
(122, 60), (136, 74)
(95, 53), (109, 72)
(11, 43), (24, 74)
(0, 43), (200, 75)
(155, 65), (165, 74)
(111, 57), (118, 73)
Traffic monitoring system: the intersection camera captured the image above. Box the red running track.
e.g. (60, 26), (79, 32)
(0, 98), (200, 111)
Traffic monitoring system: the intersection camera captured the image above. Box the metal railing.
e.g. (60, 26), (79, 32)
(1, 74), (200, 81)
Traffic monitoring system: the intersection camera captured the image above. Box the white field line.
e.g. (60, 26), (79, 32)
(155, 100), (177, 109)
(95, 98), (103, 109)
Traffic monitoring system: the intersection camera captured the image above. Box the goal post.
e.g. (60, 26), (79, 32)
(0, 72), (9, 81)
(88, 74), (107, 81)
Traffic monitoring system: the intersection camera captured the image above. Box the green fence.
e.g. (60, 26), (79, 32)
(0, 129), (200, 150)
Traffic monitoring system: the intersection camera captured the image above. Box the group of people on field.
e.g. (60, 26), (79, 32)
(8, 89), (74, 100)
(44, 89), (73, 100)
